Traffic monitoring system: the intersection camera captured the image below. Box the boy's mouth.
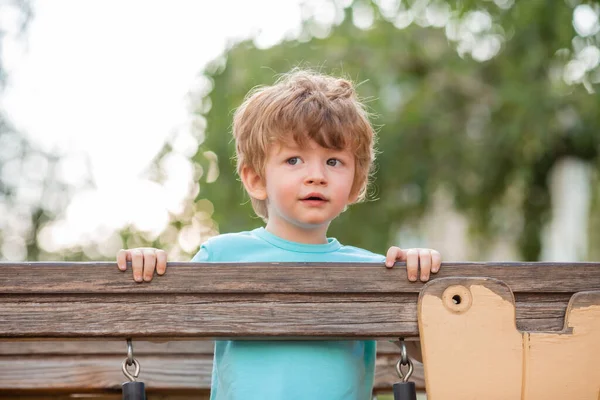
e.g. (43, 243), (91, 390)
(301, 193), (327, 202)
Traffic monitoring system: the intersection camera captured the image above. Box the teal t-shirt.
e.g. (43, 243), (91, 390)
(191, 227), (386, 400)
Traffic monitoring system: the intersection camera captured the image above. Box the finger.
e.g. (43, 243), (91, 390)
(419, 249), (432, 281)
(142, 250), (157, 282)
(131, 249), (144, 283)
(156, 250), (167, 275)
(116, 249), (130, 271)
(431, 250), (442, 273)
(385, 246), (405, 268)
(406, 249), (419, 282)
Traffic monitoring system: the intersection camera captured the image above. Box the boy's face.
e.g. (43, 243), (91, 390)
(259, 139), (357, 238)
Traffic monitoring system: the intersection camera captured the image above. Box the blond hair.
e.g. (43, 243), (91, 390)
(232, 69), (376, 220)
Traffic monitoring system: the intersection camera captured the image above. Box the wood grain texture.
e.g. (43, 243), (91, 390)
(0, 340), (422, 395)
(0, 340), (402, 355)
(0, 353), (425, 392)
(1, 262), (598, 339)
(1, 262), (599, 293)
(2, 262), (596, 397)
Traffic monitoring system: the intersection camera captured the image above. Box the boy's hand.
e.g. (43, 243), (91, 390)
(116, 248), (167, 283)
(385, 247), (441, 282)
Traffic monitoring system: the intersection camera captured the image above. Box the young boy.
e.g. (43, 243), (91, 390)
(117, 70), (441, 400)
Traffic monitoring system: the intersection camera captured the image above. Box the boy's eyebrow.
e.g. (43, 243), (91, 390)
(267, 144), (299, 158)
(271, 141), (302, 152)
(272, 136), (355, 155)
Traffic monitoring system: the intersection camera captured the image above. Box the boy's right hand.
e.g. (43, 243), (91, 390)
(116, 248), (167, 283)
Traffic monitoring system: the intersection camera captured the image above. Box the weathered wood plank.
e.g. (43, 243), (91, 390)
(0, 340), (216, 355)
(1, 262), (599, 293)
(0, 355), (212, 391)
(0, 341), (420, 395)
(0, 340), (401, 355)
(0, 353), (425, 392)
(0, 293), (577, 337)
(1, 262), (598, 339)
(0, 294), (417, 338)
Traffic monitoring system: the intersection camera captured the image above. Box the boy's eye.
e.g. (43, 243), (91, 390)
(286, 157), (301, 165)
(326, 158), (340, 167)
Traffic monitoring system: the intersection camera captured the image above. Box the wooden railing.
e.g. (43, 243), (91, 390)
(1, 261), (599, 398)
(0, 339), (420, 398)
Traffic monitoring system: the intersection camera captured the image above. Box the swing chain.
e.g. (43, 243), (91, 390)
(122, 338), (141, 382)
(395, 338), (413, 383)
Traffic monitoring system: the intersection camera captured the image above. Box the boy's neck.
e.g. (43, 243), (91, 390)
(264, 220), (330, 244)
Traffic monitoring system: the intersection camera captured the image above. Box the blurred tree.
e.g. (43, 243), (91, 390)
(0, 1), (90, 261)
(164, 0), (600, 260)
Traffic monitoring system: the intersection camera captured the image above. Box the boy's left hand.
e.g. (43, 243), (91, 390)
(385, 247), (442, 282)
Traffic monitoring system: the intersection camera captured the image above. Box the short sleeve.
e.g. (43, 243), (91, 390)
(190, 242), (211, 262)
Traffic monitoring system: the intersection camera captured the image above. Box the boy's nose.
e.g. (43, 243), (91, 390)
(304, 166), (327, 185)
(305, 177), (327, 185)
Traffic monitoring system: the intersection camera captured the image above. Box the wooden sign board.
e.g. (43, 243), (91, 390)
(419, 278), (600, 399)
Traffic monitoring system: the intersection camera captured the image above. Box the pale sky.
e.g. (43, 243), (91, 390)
(2, 0), (314, 255)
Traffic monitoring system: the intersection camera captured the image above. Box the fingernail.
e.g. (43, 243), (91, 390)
(409, 275), (417, 282)
(385, 261), (393, 267)
(432, 268), (439, 273)
(134, 275), (142, 282)
(421, 275), (429, 281)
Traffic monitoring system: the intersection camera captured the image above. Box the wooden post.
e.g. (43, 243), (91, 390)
(419, 277), (600, 399)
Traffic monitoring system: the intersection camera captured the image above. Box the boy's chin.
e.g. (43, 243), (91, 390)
(293, 217), (335, 229)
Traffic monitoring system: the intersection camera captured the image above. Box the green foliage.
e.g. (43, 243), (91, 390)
(180, 0), (600, 260)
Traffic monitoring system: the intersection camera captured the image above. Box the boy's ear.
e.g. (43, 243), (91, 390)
(240, 165), (267, 201)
